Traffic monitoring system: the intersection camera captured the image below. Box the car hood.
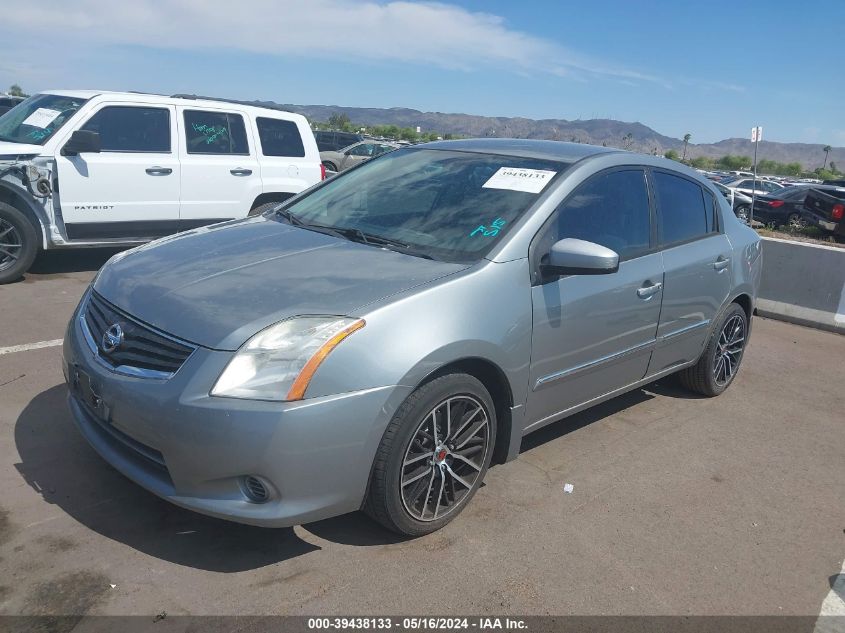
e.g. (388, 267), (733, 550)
(94, 217), (467, 350)
(0, 141), (43, 157)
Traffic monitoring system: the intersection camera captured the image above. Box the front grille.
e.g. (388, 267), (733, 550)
(84, 291), (195, 375)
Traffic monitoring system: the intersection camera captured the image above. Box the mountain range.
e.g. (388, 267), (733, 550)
(269, 102), (843, 171)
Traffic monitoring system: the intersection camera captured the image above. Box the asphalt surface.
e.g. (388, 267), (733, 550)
(0, 249), (843, 617)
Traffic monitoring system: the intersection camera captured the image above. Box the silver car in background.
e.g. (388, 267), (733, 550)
(320, 139), (399, 173)
(64, 139), (762, 536)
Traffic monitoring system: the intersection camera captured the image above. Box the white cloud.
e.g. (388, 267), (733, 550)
(1, 0), (656, 83)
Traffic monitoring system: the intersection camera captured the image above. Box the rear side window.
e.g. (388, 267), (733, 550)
(81, 106), (170, 152)
(654, 171), (709, 244)
(184, 110), (249, 155)
(256, 117), (304, 157)
(537, 169), (652, 262)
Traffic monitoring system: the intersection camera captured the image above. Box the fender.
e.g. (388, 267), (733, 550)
(0, 179), (52, 249)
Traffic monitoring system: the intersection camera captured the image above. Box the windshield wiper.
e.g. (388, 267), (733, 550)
(274, 208), (306, 225)
(331, 227), (435, 260)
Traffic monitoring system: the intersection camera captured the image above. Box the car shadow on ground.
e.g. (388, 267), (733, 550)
(13, 376), (696, 570)
(27, 248), (126, 277)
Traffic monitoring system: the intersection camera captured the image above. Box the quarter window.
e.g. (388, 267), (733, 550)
(81, 106), (170, 152)
(536, 169), (652, 263)
(347, 143), (376, 157)
(184, 110), (249, 155)
(256, 117), (305, 157)
(653, 171), (709, 244)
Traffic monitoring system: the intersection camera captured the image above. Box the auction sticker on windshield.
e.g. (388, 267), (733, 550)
(22, 108), (62, 129)
(482, 167), (557, 194)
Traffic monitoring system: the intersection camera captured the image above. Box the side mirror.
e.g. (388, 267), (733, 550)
(62, 130), (101, 156)
(542, 238), (619, 276)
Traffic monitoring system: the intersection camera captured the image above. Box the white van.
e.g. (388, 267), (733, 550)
(0, 91), (324, 283)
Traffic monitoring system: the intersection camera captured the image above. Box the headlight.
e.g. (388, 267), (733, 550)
(211, 316), (365, 401)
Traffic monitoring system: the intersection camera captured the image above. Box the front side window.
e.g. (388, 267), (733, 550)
(256, 117), (304, 157)
(347, 143), (375, 157)
(654, 171), (709, 245)
(0, 93), (88, 145)
(283, 148), (569, 263)
(184, 110), (249, 155)
(535, 169), (652, 264)
(81, 106), (170, 152)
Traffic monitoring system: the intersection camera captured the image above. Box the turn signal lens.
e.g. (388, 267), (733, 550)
(286, 320), (365, 400)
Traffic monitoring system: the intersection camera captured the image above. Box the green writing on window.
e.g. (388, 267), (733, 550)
(192, 122), (229, 145)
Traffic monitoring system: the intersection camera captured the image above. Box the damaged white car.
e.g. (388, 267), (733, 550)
(0, 90), (324, 284)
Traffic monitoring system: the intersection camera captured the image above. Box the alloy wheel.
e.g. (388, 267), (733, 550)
(714, 314), (745, 386)
(0, 219), (23, 273)
(787, 213), (805, 231)
(400, 395), (490, 522)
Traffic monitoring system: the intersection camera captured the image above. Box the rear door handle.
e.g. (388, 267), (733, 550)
(145, 166), (172, 176)
(230, 168), (253, 176)
(637, 281), (663, 299)
(713, 257), (731, 271)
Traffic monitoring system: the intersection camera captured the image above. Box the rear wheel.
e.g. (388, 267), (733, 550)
(247, 201), (282, 217)
(365, 374), (496, 536)
(786, 212), (805, 231)
(322, 161), (337, 173)
(734, 205), (750, 224)
(678, 303), (748, 397)
(0, 202), (38, 285)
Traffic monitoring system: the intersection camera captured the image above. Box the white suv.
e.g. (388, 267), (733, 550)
(0, 90), (324, 283)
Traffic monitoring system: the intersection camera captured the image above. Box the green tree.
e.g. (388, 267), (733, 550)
(327, 113), (351, 131)
(715, 154), (753, 171)
(689, 156), (714, 170)
(822, 145), (832, 170)
(830, 161), (838, 174)
(8, 84), (27, 97)
(664, 149), (680, 161)
(621, 132), (633, 150)
(682, 133), (691, 161)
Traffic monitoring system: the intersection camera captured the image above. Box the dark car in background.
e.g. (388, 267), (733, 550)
(0, 95), (24, 115)
(753, 185), (845, 229)
(314, 130), (366, 152)
(802, 187), (845, 241)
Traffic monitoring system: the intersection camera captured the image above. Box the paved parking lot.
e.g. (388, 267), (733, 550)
(0, 250), (843, 618)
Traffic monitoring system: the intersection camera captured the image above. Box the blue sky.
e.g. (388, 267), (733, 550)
(1, 0), (843, 145)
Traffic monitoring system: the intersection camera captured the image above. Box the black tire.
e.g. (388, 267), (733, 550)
(786, 212), (804, 231)
(734, 205), (750, 224)
(0, 202), (38, 285)
(678, 303), (748, 397)
(365, 373), (497, 536)
(322, 161), (337, 172)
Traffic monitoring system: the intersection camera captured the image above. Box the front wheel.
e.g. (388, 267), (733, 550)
(0, 202), (38, 284)
(678, 303), (748, 397)
(365, 374), (497, 536)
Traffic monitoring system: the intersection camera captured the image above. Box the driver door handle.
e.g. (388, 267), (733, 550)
(637, 281), (663, 299)
(230, 168), (253, 176)
(145, 166), (172, 176)
(713, 256), (731, 271)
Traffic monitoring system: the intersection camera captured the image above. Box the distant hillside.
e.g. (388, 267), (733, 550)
(264, 101), (843, 170)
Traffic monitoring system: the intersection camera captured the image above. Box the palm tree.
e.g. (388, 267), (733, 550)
(682, 133), (692, 161)
(822, 145), (832, 170)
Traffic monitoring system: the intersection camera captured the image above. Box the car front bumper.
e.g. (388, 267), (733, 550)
(62, 304), (412, 527)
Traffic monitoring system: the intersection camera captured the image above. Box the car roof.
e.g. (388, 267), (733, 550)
(39, 90), (305, 121)
(421, 138), (621, 163)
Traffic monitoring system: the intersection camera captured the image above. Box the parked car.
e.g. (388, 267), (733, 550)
(63, 140), (761, 536)
(314, 130), (366, 152)
(802, 187), (845, 242)
(822, 179), (845, 187)
(320, 140), (399, 172)
(721, 176), (785, 197)
(0, 90), (324, 283)
(749, 184), (845, 229)
(714, 181), (753, 222)
(0, 95), (24, 115)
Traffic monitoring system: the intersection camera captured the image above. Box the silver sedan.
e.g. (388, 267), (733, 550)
(320, 140), (399, 173)
(64, 139), (762, 536)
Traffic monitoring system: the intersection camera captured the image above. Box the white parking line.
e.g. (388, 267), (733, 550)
(0, 339), (64, 355)
(814, 557), (845, 633)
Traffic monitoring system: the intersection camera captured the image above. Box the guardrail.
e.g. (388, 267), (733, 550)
(756, 236), (845, 334)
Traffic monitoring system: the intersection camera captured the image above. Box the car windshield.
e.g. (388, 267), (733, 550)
(0, 93), (89, 145)
(282, 147), (569, 263)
